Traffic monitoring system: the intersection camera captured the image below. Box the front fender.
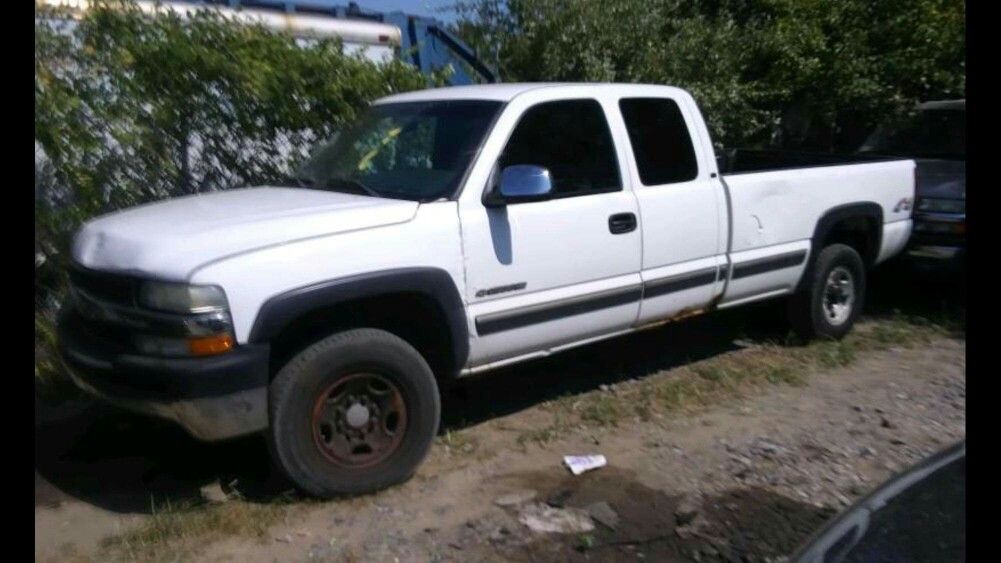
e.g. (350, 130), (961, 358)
(248, 267), (469, 376)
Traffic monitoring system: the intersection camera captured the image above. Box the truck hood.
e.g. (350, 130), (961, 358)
(72, 187), (419, 280)
(915, 159), (965, 200)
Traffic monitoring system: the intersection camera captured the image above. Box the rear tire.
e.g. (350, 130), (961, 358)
(788, 244), (866, 340)
(267, 329), (440, 498)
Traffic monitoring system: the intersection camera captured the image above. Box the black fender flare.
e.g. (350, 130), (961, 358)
(796, 202), (883, 293)
(248, 267), (469, 377)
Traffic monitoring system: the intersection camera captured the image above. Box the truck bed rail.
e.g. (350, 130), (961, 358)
(719, 148), (905, 175)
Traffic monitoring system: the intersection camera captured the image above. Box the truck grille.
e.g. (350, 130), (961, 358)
(60, 306), (135, 356)
(68, 266), (138, 307)
(65, 266), (144, 353)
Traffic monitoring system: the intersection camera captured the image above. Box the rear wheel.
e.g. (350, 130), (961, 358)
(267, 329), (440, 497)
(788, 244), (866, 340)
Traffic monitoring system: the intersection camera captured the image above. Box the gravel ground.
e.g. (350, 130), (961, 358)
(36, 329), (963, 562)
(334, 337), (965, 563)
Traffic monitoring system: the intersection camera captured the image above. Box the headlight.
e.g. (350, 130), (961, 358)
(136, 281), (235, 356)
(139, 281), (228, 314)
(917, 198), (965, 214)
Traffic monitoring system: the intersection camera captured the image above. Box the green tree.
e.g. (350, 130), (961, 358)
(452, 0), (965, 150)
(35, 0), (432, 290)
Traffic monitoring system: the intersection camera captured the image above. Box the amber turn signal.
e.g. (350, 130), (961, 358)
(187, 334), (235, 356)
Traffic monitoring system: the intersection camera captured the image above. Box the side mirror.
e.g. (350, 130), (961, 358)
(484, 165), (553, 207)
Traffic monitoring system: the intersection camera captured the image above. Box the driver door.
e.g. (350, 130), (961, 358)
(458, 97), (643, 367)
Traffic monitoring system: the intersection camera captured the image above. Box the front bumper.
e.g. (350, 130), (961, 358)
(57, 307), (269, 441)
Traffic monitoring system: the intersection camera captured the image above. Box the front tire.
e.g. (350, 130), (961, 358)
(788, 244), (866, 340)
(267, 329), (440, 498)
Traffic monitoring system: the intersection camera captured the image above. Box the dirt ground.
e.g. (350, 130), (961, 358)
(35, 262), (966, 562)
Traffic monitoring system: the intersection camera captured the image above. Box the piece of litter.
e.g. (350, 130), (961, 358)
(564, 455), (607, 475)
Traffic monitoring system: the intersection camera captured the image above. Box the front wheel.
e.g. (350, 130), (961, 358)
(788, 244), (866, 340)
(267, 329), (440, 498)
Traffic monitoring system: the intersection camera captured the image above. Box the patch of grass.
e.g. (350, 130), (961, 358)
(102, 498), (290, 561)
(633, 398), (653, 422)
(545, 392), (581, 414)
(516, 426), (558, 447)
(654, 377), (710, 411)
(689, 349), (807, 389)
(515, 410), (576, 448)
(692, 363), (731, 384)
(858, 314), (947, 348)
(513, 315), (952, 447)
(579, 394), (627, 428)
(574, 533), (597, 552)
(811, 339), (857, 369)
(763, 362), (805, 385)
(438, 428), (479, 455)
(516, 393), (596, 447)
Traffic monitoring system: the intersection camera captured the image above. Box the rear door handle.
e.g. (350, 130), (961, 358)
(608, 212), (637, 234)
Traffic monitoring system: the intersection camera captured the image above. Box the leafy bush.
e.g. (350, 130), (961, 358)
(34, 0), (432, 392)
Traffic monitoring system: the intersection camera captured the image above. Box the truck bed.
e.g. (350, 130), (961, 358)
(715, 149), (915, 307)
(718, 148), (904, 175)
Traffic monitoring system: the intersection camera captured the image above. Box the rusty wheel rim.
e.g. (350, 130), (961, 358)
(311, 373), (407, 468)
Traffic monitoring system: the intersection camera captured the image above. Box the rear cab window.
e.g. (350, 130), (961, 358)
(498, 99), (621, 198)
(619, 98), (699, 185)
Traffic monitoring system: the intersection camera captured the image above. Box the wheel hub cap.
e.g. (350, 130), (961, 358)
(345, 403), (370, 428)
(823, 266), (855, 326)
(311, 373), (407, 468)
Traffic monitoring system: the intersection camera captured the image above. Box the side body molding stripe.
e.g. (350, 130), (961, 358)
(475, 285), (643, 336)
(474, 250), (810, 336)
(730, 250), (808, 280)
(643, 267), (718, 299)
(249, 268), (469, 378)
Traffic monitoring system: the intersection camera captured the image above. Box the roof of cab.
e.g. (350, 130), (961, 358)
(373, 82), (687, 104)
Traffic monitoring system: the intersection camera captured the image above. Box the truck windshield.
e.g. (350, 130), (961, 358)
(858, 108), (965, 160)
(294, 100), (503, 201)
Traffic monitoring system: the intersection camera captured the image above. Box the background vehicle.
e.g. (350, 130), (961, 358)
(38, 0), (497, 85)
(858, 100), (965, 271)
(791, 441), (965, 563)
(58, 83), (914, 497)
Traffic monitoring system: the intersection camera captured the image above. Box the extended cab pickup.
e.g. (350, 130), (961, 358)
(58, 83), (914, 497)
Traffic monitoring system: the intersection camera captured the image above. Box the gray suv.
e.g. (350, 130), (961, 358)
(859, 100), (965, 271)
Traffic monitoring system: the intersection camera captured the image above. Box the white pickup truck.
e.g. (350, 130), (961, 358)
(59, 83), (914, 497)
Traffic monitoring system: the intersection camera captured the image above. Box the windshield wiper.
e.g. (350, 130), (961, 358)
(321, 176), (382, 198)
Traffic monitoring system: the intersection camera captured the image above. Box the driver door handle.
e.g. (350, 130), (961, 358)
(608, 212), (637, 234)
